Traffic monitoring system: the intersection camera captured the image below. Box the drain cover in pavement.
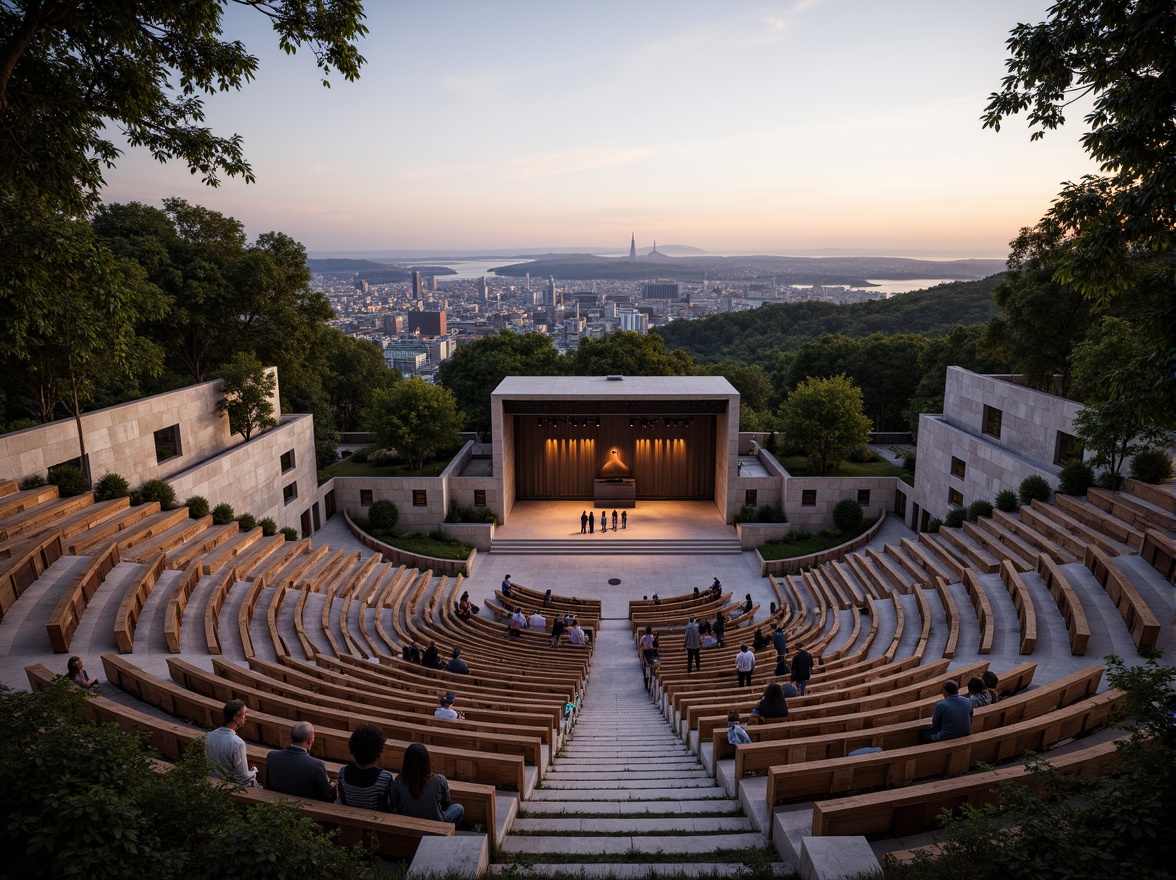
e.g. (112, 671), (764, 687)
(607, 578), (621, 585)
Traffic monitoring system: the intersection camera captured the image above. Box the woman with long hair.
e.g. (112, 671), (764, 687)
(752, 681), (789, 721)
(390, 742), (464, 824)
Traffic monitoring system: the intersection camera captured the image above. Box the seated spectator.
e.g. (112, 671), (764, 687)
(742, 593), (753, 615)
(501, 574), (513, 598)
(337, 724), (393, 811)
(727, 710), (751, 745)
(205, 699), (258, 786)
(266, 721), (335, 802)
(752, 681), (789, 721)
(652, 593), (660, 605)
(782, 680), (799, 698)
(773, 655), (791, 677)
(508, 606), (526, 638)
(391, 743), (463, 825)
(769, 601), (778, 617)
(693, 587), (701, 599)
(982, 670), (1002, 703)
(528, 609), (546, 630)
(402, 643), (421, 664)
(434, 692), (464, 720)
(66, 656), (98, 690)
(752, 629), (768, 652)
(446, 647), (469, 675)
(549, 615), (566, 647)
(421, 641), (443, 669)
(456, 592), (473, 620)
(639, 626), (658, 665)
(919, 681), (973, 743)
(543, 589), (553, 606)
(967, 676), (992, 709)
(700, 633), (719, 649)
(568, 622), (587, 645)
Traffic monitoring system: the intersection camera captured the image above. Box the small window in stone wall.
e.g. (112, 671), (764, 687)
(951, 456), (966, 478)
(948, 487), (963, 506)
(982, 405), (1003, 439)
(745, 489), (757, 506)
(801, 489), (817, 507)
(283, 482), (298, 505)
(474, 489), (486, 507)
(1055, 431), (1084, 466)
(280, 449), (296, 473)
(360, 489), (373, 506)
(412, 490), (427, 507)
(857, 489), (870, 506)
(154, 424), (181, 463)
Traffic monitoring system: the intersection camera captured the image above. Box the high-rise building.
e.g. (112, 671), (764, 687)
(412, 271), (423, 298)
(382, 314), (404, 335)
(476, 276), (489, 301)
(407, 310), (447, 337)
(619, 309), (649, 334)
(629, 232), (637, 262)
(642, 281), (680, 301)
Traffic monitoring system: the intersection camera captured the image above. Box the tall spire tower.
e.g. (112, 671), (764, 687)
(629, 232), (637, 262)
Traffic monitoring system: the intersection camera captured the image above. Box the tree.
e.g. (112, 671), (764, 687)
(568, 331), (693, 377)
(779, 374), (872, 476)
(0, 2), (367, 217)
(695, 360), (777, 432)
(365, 379), (464, 472)
(904, 324), (1010, 438)
(436, 331), (565, 436)
(216, 352), (276, 442)
(322, 329), (398, 432)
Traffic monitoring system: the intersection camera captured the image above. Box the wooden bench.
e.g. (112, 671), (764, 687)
(0, 491), (94, 541)
(1084, 544), (1162, 652)
(1036, 553), (1091, 655)
(0, 531), (64, 622)
(1087, 486), (1176, 533)
(1140, 528), (1176, 584)
(903, 536), (957, 583)
(961, 568), (994, 655)
(811, 735), (1124, 837)
(917, 534), (966, 582)
(766, 688), (1124, 807)
(999, 559), (1037, 654)
(163, 559), (204, 653)
(46, 544), (121, 652)
(933, 575), (960, 659)
(113, 552), (167, 652)
(1029, 499), (1135, 557)
(992, 508), (1077, 564)
(203, 563), (242, 655)
(939, 526), (1000, 574)
(962, 519), (1031, 572)
(1054, 494), (1144, 550)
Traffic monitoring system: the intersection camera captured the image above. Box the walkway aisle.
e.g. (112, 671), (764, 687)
(495, 619), (775, 878)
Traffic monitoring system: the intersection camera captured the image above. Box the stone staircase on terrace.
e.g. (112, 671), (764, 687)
(492, 618), (777, 877)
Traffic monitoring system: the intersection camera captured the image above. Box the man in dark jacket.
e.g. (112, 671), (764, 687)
(790, 646), (814, 695)
(266, 722), (335, 801)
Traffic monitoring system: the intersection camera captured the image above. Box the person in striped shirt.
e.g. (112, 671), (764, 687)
(337, 724), (393, 811)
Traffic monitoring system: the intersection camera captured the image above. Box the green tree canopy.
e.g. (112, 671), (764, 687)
(903, 324), (1010, 439)
(215, 352), (277, 442)
(436, 331), (565, 436)
(365, 378), (464, 472)
(779, 374), (872, 476)
(322, 328), (398, 432)
(568, 330), (693, 377)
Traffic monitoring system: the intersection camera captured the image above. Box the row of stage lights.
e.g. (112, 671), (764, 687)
(634, 417), (694, 429)
(535, 417), (694, 429)
(537, 417), (601, 428)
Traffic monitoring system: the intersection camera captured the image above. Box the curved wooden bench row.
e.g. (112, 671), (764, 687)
(1083, 544), (1161, 653)
(1030, 499), (1135, 557)
(765, 687), (1125, 807)
(1054, 493), (1145, 551)
(100, 653), (528, 792)
(1087, 485), (1176, 533)
(113, 552), (167, 653)
(120, 514), (211, 564)
(939, 526), (999, 575)
(1035, 553), (1090, 655)
(203, 562), (243, 655)
(236, 574), (267, 658)
(810, 734), (1124, 838)
(505, 581), (602, 615)
(933, 576), (960, 659)
(902, 536), (957, 584)
(998, 559), (1037, 654)
(0, 531), (63, 622)
(961, 568), (994, 655)
(962, 518), (1032, 572)
(992, 508), (1077, 565)
(46, 543), (120, 652)
(23, 665), (495, 841)
(163, 559), (204, 653)
(628, 588), (712, 616)
(1140, 528), (1176, 583)
(0, 484), (59, 519)
(73, 505), (189, 557)
(0, 490), (93, 541)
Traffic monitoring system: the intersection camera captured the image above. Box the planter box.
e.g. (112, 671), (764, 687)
(755, 513), (887, 577)
(344, 511), (475, 577)
(735, 522), (791, 550)
(440, 522), (495, 552)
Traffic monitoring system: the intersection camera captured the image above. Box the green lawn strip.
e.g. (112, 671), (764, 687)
(775, 456), (906, 478)
(757, 518), (877, 560)
(321, 457), (452, 479)
(352, 521), (472, 560)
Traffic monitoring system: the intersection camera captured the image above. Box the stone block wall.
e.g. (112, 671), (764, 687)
(331, 475), (448, 532)
(782, 476), (901, 531)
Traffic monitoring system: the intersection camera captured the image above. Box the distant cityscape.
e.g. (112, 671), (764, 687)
(315, 241), (1005, 381)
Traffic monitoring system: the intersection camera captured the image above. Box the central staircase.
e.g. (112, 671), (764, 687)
(489, 537), (742, 556)
(493, 619), (775, 877)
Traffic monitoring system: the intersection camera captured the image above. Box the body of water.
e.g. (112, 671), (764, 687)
(433, 259), (533, 280)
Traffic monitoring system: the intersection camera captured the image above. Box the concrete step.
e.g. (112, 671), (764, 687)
(489, 863), (786, 877)
(527, 785), (730, 801)
(521, 800), (743, 816)
(540, 776), (719, 790)
(500, 832), (768, 855)
(490, 538), (742, 555)
(512, 817), (756, 833)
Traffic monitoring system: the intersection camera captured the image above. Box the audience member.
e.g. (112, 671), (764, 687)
(457, 592), (473, 620)
(771, 626), (788, 658)
(790, 647), (814, 695)
(66, 656), (98, 690)
(434, 692), (464, 720)
(742, 593), (753, 615)
(337, 724), (393, 811)
(714, 610), (726, 647)
(446, 647), (469, 675)
(982, 670), (1001, 703)
(735, 644), (755, 688)
(752, 682), (789, 721)
(727, 710), (751, 745)
(266, 721), (335, 801)
(967, 676), (992, 709)
(549, 614), (566, 647)
(508, 606), (526, 638)
(568, 621), (587, 645)
(205, 699), (258, 786)
(782, 680), (799, 698)
(640, 626), (658, 666)
(421, 641), (443, 669)
(752, 628), (768, 651)
(391, 743), (464, 824)
(402, 643), (421, 663)
(528, 609), (546, 630)
(543, 588), (553, 606)
(773, 654), (791, 677)
(684, 618), (701, 672)
(693, 587), (701, 599)
(501, 574), (513, 598)
(919, 680), (973, 743)
(769, 601), (778, 617)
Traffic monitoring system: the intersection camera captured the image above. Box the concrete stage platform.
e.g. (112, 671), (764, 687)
(494, 500), (731, 543)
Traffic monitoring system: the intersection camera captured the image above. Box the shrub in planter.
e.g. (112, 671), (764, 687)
(967, 499), (994, 521)
(995, 489), (1019, 513)
(280, 527), (298, 541)
(349, 450), (369, 464)
(184, 495), (210, 518)
(1057, 460), (1095, 496)
(943, 506), (967, 528)
(236, 513), (257, 532)
(368, 499), (399, 531)
(211, 503), (235, 525)
(926, 517), (943, 534)
(756, 504), (787, 523)
(475, 507), (499, 525)
(136, 479), (177, 509)
(259, 517), (278, 536)
(19, 474), (46, 489)
(48, 464), (89, 497)
(832, 497), (864, 531)
(902, 451), (917, 473)
(1129, 449), (1174, 484)
(1096, 470), (1124, 490)
(1018, 475), (1052, 505)
(94, 472), (130, 501)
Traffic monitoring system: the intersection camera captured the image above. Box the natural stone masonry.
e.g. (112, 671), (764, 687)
(494, 618), (777, 877)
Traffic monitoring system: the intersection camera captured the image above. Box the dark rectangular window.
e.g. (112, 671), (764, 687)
(894, 488), (907, 518)
(951, 456), (966, 478)
(280, 449), (296, 473)
(473, 489), (486, 507)
(982, 405), (1003, 439)
(801, 489), (817, 507)
(311, 503), (321, 531)
(857, 489), (871, 506)
(948, 487), (964, 507)
(745, 489), (758, 506)
(412, 490), (427, 507)
(154, 425), (181, 463)
(360, 489), (373, 506)
(283, 482), (298, 505)
(1055, 432), (1084, 466)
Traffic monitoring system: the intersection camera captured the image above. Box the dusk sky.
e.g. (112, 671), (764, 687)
(100, 1), (1097, 258)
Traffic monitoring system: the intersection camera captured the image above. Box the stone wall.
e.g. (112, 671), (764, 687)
(331, 474), (448, 531)
(782, 476), (901, 531)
